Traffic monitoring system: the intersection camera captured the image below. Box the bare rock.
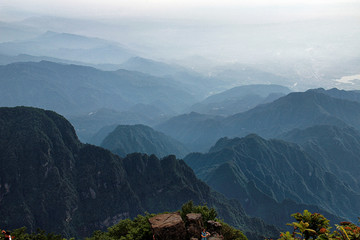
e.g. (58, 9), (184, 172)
(207, 220), (222, 236)
(149, 212), (186, 240)
(208, 232), (224, 240)
(186, 213), (204, 239)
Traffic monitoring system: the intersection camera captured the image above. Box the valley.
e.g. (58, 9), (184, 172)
(1, 3), (360, 239)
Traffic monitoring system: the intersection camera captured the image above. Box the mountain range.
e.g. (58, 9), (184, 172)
(155, 112), (225, 152)
(0, 61), (197, 116)
(189, 84), (291, 116)
(184, 134), (358, 228)
(0, 106), (279, 239)
(120, 56), (190, 77)
(0, 53), (122, 71)
(209, 64), (292, 87)
(68, 107), (169, 143)
(279, 125), (360, 192)
(0, 31), (135, 64)
(100, 124), (189, 158)
(156, 90), (360, 152)
(119, 56), (236, 98)
(311, 88), (360, 103)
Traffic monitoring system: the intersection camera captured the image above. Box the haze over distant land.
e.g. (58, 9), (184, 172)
(0, 0), (360, 90)
(2, 1), (360, 238)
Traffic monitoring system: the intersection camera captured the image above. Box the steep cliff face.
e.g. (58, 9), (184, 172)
(0, 107), (278, 239)
(0, 106), (81, 236)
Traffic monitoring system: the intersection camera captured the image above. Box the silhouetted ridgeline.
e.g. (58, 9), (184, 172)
(157, 90), (360, 151)
(0, 61), (196, 116)
(189, 84), (291, 116)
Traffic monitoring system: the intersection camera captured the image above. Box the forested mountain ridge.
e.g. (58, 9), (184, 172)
(310, 88), (360, 103)
(184, 134), (359, 228)
(0, 106), (279, 240)
(222, 90), (360, 137)
(279, 125), (360, 191)
(158, 90), (360, 152)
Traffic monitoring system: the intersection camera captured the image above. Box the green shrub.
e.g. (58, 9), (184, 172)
(278, 210), (360, 240)
(219, 220), (248, 240)
(180, 200), (217, 226)
(180, 201), (247, 240)
(5, 227), (67, 240)
(86, 214), (154, 240)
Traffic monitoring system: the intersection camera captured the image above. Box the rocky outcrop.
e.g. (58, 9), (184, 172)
(209, 235), (224, 240)
(207, 220), (222, 235)
(186, 213), (203, 239)
(149, 212), (223, 240)
(149, 213), (186, 240)
(206, 221), (224, 240)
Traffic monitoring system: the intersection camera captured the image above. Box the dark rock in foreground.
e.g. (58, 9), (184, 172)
(149, 212), (224, 240)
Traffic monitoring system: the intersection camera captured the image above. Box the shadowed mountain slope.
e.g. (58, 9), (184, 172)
(279, 125), (360, 191)
(0, 106), (279, 240)
(222, 90), (360, 137)
(184, 135), (359, 227)
(158, 90), (360, 151)
(311, 88), (360, 103)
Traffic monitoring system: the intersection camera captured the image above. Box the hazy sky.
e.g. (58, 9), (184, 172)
(1, 0), (359, 90)
(1, 0), (359, 23)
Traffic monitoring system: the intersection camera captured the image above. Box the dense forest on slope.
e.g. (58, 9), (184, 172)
(279, 125), (360, 192)
(184, 134), (359, 227)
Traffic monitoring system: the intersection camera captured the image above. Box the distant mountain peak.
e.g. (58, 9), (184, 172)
(101, 124), (189, 158)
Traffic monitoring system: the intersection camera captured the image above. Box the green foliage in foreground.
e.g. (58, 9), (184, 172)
(180, 200), (247, 240)
(219, 220), (248, 240)
(86, 201), (247, 240)
(86, 214), (155, 240)
(180, 200), (218, 226)
(5, 209), (359, 240)
(278, 210), (360, 240)
(2, 227), (72, 240)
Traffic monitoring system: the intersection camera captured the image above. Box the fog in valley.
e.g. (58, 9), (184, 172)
(1, 0), (360, 91)
(2, 1), (360, 238)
